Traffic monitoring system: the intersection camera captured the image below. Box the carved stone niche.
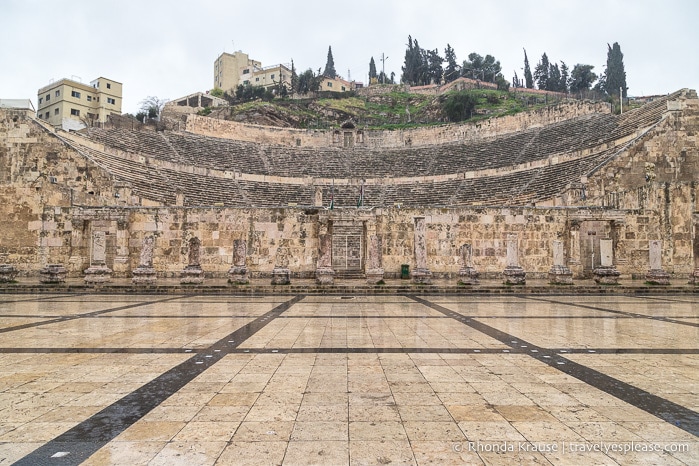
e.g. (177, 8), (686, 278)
(366, 234), (385, 285)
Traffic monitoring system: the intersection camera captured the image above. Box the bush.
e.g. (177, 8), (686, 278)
(441, 91), (478, 122)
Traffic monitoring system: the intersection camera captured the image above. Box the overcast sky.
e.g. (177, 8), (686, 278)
(3, 0), (698, 114)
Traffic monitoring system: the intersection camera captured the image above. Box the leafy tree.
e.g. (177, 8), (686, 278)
(210, 87), (224, 97)
(297, 68), (321, 94)
(523, 49), (533, 89)
(444, 44), (460, 83)
(604, 42), (627, 97)
(323, 46), (337, 78)
(139, 96), (168, 120)
(569, 64), (598, 93)
(441, 91), (477, 122)
(461, 53), (501, 82)
(369, 57), (377, 82)
(534, 53), (550, 90)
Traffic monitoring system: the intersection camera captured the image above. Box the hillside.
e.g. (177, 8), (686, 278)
(205, 87), (583, 130)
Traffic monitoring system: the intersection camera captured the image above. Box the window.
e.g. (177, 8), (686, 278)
(87, 95), (92, 102)
(54, 108), (59, 115)
(71, 91), (81, 98)
(255, 77), (259, 82)
(55, 90), (60, 97)
(327, 82), (333, 88)
(39, 97), (43, 104)
(46, 94), (50, 101)
(243, 80), (249, 85)
(70, 108), (80, 116)
(107, 97), (115, 105)
(45, 112), (50, 118)
(271, 74), (275, 80)
(106, 83), (111, 89)
(242, 69), (250, 74)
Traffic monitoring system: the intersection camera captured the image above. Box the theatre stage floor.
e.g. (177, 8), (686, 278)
(0, 293), (697, 465)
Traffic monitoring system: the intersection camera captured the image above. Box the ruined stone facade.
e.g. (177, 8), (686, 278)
(1, 90), (697, 282)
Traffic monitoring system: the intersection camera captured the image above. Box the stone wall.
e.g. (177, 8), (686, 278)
(7, 204), (691, 279)
(185, 100), (611, 150)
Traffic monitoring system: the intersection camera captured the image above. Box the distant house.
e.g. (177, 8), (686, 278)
(36, 77), (122, 130)
(319, 75), (356, 93)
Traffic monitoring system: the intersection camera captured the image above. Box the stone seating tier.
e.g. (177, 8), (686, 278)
(81, 92), (674, 181)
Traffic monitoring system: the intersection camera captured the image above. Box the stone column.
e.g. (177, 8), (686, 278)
(0, 264), (18, 283)
(458, 243), (479, 285)
(132, 235), (157, 285)
(568, 220), (581, 268)
(315, 233), (335, 285)
(502, 234), (526, 285)
(366, 234), (385, 284)
(410, 217), (432, 284)
(228, 239), (249, 284)
(645, 240), (670, 285)
(84, 231), (113, 283)
(271, 241), (291, 285)
(692, 218), (699, 285)
(181, 237), (204, 284)
(593, 238), (620, 285)
(548, 240), (573, 285)
(313, 187), (323, 207)
(40, 264), (67, 284)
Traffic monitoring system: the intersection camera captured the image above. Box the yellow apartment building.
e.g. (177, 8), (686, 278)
(214, 51), (291, 93)
(36, 77), (122, 130)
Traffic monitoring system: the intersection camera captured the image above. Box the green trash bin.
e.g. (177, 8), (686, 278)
(401, 264), (410, 279)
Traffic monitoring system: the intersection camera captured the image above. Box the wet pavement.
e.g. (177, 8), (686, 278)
(0, 293), (697, 465)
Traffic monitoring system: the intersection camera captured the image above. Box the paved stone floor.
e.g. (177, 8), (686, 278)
(0, 293), (697, 465)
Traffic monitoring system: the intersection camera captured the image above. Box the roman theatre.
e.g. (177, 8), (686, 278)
(1, 89), (698, 287)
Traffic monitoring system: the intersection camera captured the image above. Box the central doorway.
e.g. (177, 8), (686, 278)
(332, 223), (363, 276)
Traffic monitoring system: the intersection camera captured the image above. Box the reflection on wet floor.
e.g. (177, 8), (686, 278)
(0, 293), (697, 465)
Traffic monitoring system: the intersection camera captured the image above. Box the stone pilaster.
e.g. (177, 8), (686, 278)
(84, 231), (112, 284)
(502, 234), (526, 285)
(548, 240), (573, 285)
(40, 264), (67, 284)
(271, 242), (291, 285)
(315, 233), (335, 285)
(645, 240), (670, 285)
(457, 243), (479, 285)
(228, 239), (249, 284)
(366, 234), (385, 284)
(593, 238), (620, 285)
(0, 264), (18, 283)
(181, 237), (204, 284)
(132, 235), (157, 285)
(410, 217), (432, 284)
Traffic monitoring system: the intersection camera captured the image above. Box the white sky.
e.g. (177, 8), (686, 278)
(3, 0), (698, 114)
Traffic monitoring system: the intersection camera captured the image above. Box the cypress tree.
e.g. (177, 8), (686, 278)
(523, 48), (533, 89)
(323, 46), (336, 78)
(605, 42), (627, 97)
